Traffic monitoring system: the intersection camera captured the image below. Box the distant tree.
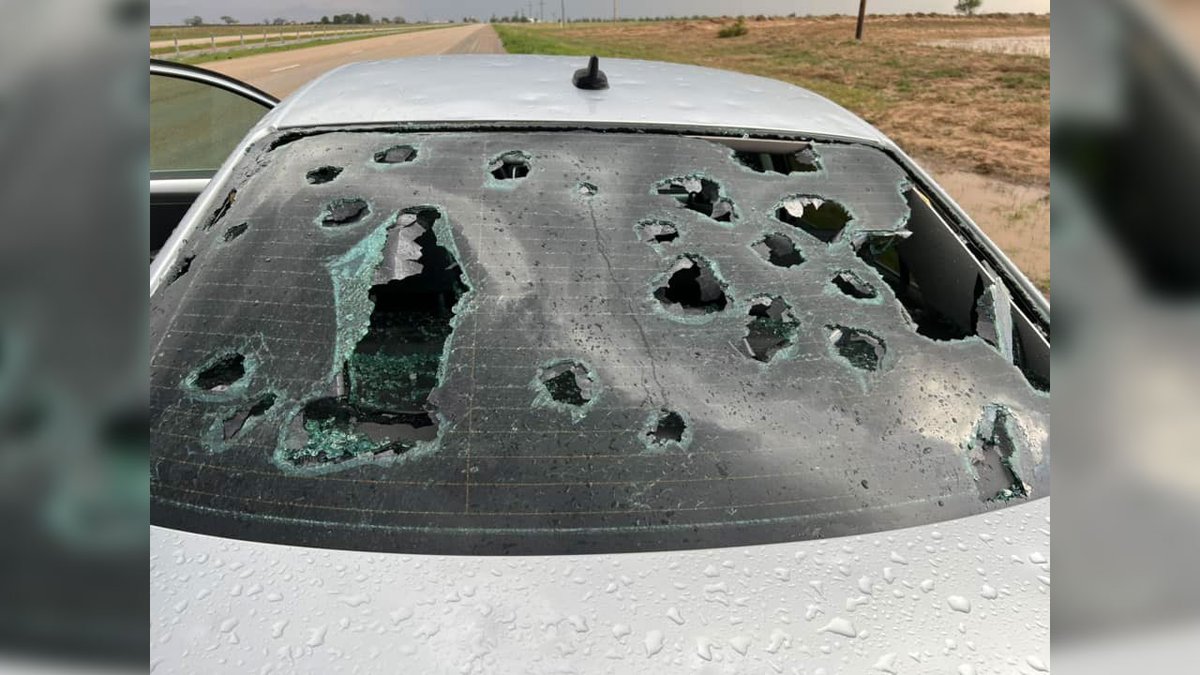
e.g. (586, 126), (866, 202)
(220, 15), (237, 25)
(955, 0), (983, 15)
(183, 15), (203, 26)
(320, 16), (330, 24)
(271, 17), (286, 25)
(394, 16), (406, 24)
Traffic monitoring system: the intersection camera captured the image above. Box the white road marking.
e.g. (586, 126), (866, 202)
(269, 64), (300, 73)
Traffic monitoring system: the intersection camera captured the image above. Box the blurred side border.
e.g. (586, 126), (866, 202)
(0, 0), (149, 670)
(1054, 0), (1200, 672)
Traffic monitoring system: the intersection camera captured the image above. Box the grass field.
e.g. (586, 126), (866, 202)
(495, 15), (1050, 291)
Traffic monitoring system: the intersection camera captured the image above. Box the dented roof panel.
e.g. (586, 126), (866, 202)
(266, 56), (890, 144)
(149, 130), (1049, 555)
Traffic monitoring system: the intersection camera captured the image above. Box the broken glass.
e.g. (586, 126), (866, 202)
(751, 232), (803, 268)
(150, 130), (1049, 555)
(733, 144), (822, 174)
(776, 195), (851, 243)
(306, 165), (343, 184)
(656, 175), (737, 223)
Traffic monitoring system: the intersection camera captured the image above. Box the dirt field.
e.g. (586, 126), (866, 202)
(923, 160), (1049, 289)
(496, 15), (1050, 292)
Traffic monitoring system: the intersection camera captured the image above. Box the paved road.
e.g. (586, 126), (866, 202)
(205, 24), (504, 98)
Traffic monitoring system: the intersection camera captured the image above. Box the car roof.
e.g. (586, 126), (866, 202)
(266, 55), (891, 144)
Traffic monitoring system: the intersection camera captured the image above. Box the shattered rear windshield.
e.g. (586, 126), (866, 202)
(150, 130), (1049, 555)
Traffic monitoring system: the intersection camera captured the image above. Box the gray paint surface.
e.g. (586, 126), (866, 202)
(268, 56), (889, 143)
(150, 497), (1050, 674)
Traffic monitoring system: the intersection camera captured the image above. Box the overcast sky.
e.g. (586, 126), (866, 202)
(151, 1), (1050, 25)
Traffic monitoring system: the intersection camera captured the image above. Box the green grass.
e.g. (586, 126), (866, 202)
(493, 25), (609, 56)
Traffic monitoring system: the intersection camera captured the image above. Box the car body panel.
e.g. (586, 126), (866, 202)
(150, 498), (1049, 674)
(268, 55), (890, 144)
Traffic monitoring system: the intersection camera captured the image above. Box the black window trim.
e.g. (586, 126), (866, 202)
(150, 58), (279, 111)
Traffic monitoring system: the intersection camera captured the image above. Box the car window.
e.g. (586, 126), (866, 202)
(149, 72), (270, 176)
(149, 130), (1050, 555)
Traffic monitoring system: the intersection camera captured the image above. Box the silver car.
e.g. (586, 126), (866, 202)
(150, 55), (1049, 674)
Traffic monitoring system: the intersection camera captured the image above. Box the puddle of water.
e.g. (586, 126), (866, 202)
(925, 35), (1050, 57)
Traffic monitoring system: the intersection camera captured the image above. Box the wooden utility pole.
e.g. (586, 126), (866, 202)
(856, 0), (868, 40)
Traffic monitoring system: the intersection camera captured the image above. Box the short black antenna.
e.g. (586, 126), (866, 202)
(573, 55), (609, 90)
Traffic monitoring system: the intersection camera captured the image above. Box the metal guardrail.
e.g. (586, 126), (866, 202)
(153, 26), (415, 59)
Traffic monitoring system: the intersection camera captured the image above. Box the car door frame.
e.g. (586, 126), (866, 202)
(150, 59), (278, 257)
